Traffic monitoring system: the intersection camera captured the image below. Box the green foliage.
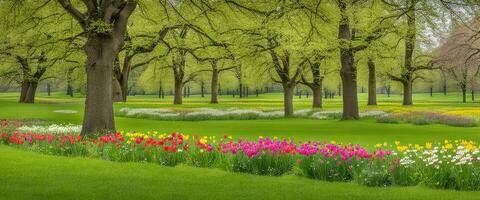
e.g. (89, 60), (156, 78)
(1, 0), (478, 96)
(86, 19), (113, 35)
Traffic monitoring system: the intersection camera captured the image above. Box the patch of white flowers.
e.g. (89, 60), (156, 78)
(359, 110), (389, 118)
(118, 107), (285, 120)
(398, 146), (479, 168)
(17, 124), (82, 134)
(118, 108), (389, 121)
(53, 110), (78, 114)
(453, 146), (476, 166)
(293, 109), (312, 117)
(310, 110), (342, 119)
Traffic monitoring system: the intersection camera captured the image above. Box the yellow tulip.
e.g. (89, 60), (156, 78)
(425, 142), (432, 149)
(466, 143), (475, 151)
(397, 146), (407, 152)
(445, 143), (453, 150)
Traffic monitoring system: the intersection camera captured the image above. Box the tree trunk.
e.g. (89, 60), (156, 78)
(23, 82), (38, 103)
(367, 58), (377, 105)
(66, 83), (74, 97)
(174, 79), (183, 104)
(340, 51), (359, 119)
(120, 56), (131, 102)
(47, 83), (51, 96)
(338, 1), (359, 119)
(402, 81), (413, 105)
(387, 85), (391, 97)
(19, 80), (30, 103)
(461, 85), (467, 103)
(401, 7), (416, 106)
(112, 79), (123, 102)
(81, 37), (116, 135)
(312, 85), (322, 108)
(158, 80), (163, 99)
(239, 83), (243, 98)
(210, 68), (219, 103)
(201, 82), (205, 98)
(283, 85), (295, 117)
(472, 88), (475, 102)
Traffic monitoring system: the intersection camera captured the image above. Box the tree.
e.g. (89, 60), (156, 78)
(300, 53), (335, 108)
(112, 24), (187, 102)
(267, 39), (306, 116)
(438, 19), (480, 103)
(204, 59), (236, 103)
(381, 0), (472, 105)
(335, 0), (389, 118)
(57, 0), (137, 135)
(384, 0), (422, 105)
(113, 33), (161, 102)
(0, 3), (73, 103)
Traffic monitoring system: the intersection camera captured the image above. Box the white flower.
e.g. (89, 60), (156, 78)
(293, 109), (311, 117)
(53, 110), (78, 114)
(18, 124), (81, 134)
(359, 110), (389, 118)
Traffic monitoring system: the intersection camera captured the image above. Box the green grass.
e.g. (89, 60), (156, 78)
(1, 145), (479, 200)
(0, 92), (479, 199)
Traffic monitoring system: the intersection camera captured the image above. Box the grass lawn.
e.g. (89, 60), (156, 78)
(0, 92), (479, 199)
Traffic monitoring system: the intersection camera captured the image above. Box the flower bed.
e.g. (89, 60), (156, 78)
(0, 130), (478, 190)
(377, 111), (477, 127)
(118, 108), (388, 121)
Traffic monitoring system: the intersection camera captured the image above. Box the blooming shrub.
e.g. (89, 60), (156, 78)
(0, 129), (479, 191)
